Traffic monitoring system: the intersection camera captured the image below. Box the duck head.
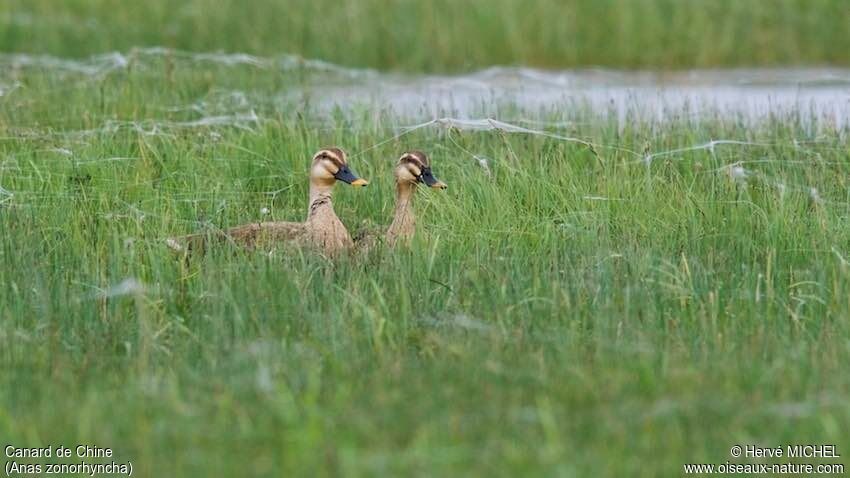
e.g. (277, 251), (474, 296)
(395, 151), (447, 189)
(311, 147), (369, 187)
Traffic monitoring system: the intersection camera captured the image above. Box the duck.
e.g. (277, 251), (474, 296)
(355, 151), (446, 249)
(168, 147), (368, 256)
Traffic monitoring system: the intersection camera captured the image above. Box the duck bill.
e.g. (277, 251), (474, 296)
(334, 166), (369, 187)
(419, 169), (447, 189)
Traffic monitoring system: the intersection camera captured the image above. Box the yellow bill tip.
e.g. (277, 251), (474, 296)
(431, 181), (448, 190)
(351, 178), (369, 187)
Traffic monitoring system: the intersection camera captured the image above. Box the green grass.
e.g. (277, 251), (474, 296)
(3, 0), (850, 71)
(1, 57), (849, 476)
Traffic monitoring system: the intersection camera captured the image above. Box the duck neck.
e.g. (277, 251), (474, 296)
(305, 179), (353, 254)
(307, 181), (337, 221)
(387, 182), (416, 241)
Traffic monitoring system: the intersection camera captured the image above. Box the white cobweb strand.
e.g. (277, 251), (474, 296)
(0, 47), (376, 79)
(0, 185), (13, 205)
(403, 117), (594, 148)
(91, 278), (145, 299)
(10, 111), (262, 139)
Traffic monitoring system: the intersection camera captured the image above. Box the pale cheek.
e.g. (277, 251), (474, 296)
(395, 168), (417, 183)
(312, 165), (335, 180)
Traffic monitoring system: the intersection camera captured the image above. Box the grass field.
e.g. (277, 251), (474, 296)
(2, 2), (850, 477)
(3, 0), (850, 71)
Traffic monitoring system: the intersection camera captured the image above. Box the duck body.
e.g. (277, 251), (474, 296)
(220, 220), (306, 248)
(168, 148), (365, 257)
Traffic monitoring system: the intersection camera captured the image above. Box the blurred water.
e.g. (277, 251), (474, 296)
(292, 67), (850, 130)
(1, 49), (849, 129)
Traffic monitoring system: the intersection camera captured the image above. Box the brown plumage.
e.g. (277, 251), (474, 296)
(167, 147), (368, 257)
(354, 151), (447, 250)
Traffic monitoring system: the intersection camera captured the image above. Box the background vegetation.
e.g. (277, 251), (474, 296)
(3, 0), (850, 71)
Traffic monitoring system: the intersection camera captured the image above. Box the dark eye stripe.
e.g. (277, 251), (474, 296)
(317, 148), (346, 168)
(327, 147), (346, 165)
(328, 156), (344, 168)
(401, 154), (425, 169)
